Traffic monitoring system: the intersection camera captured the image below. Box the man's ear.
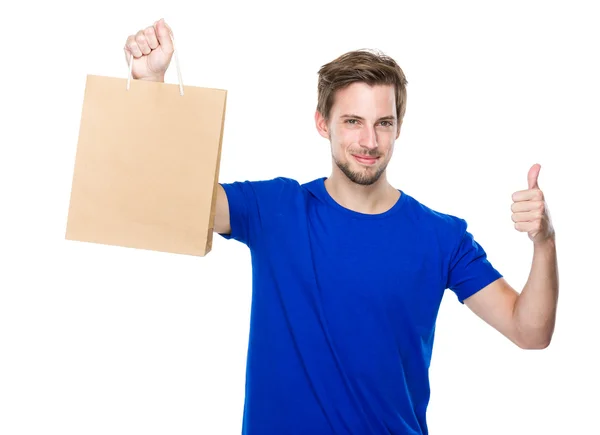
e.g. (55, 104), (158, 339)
(315, 110), (330, 139)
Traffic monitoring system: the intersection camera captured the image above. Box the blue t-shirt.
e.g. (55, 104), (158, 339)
(219, 177), (502, 435)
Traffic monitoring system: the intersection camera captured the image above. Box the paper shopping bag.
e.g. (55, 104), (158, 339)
(65, 74), (227, 256)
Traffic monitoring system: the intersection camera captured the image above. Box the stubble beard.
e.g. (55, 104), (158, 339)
(333, 153), (387, 186)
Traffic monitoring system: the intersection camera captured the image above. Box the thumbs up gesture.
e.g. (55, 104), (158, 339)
(511, 164), (555, 244)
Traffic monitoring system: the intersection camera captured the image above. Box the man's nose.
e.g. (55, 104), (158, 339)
(359, 126), (378, 150)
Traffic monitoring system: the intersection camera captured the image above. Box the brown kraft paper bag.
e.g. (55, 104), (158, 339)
(65, 52), (227, 257)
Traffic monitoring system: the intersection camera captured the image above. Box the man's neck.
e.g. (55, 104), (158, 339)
(324, 170), (400, 215)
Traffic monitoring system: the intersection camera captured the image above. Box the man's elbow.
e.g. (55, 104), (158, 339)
(515, 332), (553, 350)
(519, 340), (551, 350)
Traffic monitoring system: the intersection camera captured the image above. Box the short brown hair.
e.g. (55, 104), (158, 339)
(316, 49), (408, 127)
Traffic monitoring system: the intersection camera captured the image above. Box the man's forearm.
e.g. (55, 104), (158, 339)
(513, 237), (559, 348)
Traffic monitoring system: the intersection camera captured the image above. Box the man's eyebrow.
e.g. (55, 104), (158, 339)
(340, 114), (396, 121)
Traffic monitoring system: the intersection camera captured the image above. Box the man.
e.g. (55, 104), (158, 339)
(124, 19), (559, 435)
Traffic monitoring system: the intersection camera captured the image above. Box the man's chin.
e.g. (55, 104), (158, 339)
(338, 162), (385, 186)
(351, 176), (378, 186)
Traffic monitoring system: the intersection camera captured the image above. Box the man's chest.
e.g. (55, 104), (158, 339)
(312, 231), (443, 325)
(269, 213), (447, 337)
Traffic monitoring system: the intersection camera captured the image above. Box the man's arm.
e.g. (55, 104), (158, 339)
(464, 237), (558, 349)
(464, 164), (558, 349)
(122, 21), (233, 238)
(213, 184), (231, 235)
(514, 237), (558, 347)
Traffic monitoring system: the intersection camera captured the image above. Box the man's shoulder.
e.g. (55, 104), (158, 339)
(220, 176), (300, 191)
(220, 176), (321, 205)
(223, 176), (325, 190)
(405, 193), (468, 233)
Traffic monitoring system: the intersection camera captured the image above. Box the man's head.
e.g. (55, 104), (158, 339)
(315, 49), (408, 186)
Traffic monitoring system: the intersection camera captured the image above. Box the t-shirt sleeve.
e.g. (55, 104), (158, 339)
(217, 177), (293, 248)
(446, 219), (503, 304)
(217, 181), (260, 247)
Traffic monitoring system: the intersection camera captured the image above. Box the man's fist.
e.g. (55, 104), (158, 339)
(511, 163), (555, 244)
(124, 18), (174, 82)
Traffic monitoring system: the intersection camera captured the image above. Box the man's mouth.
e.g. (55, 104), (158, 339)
(352, 155), (379, 166)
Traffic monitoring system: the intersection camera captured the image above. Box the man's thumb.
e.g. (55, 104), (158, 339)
(528, 163), (541, 190)
(155, 18), (174, 53)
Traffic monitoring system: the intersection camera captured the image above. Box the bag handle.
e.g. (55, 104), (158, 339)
(126, 32), (184, 96)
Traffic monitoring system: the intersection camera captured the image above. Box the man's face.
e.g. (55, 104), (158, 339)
(316, 82), (400, 186)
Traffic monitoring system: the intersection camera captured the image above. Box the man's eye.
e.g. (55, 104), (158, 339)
(380, 121), (393, 127)
(346, 119), (358, 124)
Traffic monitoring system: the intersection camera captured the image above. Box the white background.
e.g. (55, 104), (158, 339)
(1, 1), (598, 434)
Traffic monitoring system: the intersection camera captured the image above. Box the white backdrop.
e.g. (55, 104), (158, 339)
(1, 1), (598, 434)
